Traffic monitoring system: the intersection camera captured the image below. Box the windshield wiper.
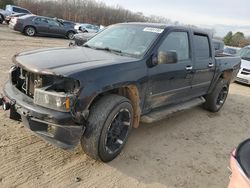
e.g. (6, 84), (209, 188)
(95, 47), (123, 54)
(83, 44), (91, 48)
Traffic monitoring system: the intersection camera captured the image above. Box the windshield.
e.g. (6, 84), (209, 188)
(85, 24), (163, 58)
(237, 47), (250, 61)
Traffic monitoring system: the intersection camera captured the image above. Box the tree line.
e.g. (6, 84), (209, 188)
(224, 31), (250, 47)
(1, 0), (172, 26)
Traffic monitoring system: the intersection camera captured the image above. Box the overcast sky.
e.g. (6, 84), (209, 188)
(100, 0), (250, 37)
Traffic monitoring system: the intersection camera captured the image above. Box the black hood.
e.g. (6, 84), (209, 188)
(14, 47), (137, 76)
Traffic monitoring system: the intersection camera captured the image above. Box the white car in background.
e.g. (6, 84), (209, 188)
(236, 46), (250, 85)
(74, 23), (99, 33)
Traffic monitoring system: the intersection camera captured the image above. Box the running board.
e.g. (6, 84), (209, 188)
(140, 97), (206, 123)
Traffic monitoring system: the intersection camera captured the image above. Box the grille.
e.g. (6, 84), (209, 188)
(236, 77), (249, 84)
(10, 67), (39, 98)
(241, 68), (250, 75)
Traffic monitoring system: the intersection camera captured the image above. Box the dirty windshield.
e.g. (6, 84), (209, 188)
(85, 24), (163, 57)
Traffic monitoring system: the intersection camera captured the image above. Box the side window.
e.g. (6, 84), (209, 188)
(34, 17), (48, 24)
(194, 34), (211, 59)
(34, 17), (41, 23)
(47, 19), (60, 26)
(158, 31), (190, 61)
(86, 25), (92, 29)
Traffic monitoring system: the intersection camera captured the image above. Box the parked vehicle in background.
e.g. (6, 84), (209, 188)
(56, 18), (76, 29)
(75, 23), (99, 33)
(10, 15), (77, 39)
(72, 32), (96, 46)
(1, 23), (241, 162)
(235, 46), (250, 85)
(224, 47), (239, 56)
(0, 4), (31, 24)
(213, 39), (224, 55)
(5, 13), (29, 24)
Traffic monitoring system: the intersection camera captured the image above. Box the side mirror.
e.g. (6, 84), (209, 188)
(156, 51), (178, 65)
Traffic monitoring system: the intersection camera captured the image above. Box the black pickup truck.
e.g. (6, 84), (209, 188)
(1, 23), (241, 162)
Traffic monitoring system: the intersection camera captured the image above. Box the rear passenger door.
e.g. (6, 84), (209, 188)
(191, 33), (216, 96)
(147, 30), (194, 110)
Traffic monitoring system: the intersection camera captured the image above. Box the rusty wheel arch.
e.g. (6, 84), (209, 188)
(220, 69), (234, 82)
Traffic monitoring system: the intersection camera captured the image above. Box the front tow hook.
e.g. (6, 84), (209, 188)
(2, 100), (11, 111)
(0, 96), (11, 111)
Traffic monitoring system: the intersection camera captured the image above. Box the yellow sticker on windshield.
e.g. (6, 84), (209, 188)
(143, 27), (164, 33)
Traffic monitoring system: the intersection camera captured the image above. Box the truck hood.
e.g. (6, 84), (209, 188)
(14, 47), (137, 76)
(241, 59), (250, 69)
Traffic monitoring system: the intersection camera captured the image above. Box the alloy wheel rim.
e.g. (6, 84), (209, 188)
(27, 28), (35, 36)
(105, 108), (131, 154)
(216, 86), (228, 107)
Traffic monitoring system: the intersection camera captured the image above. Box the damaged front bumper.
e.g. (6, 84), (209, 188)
(1, 81), (85, 149)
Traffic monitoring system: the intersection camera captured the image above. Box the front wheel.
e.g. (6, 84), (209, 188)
(81, 94), (133, 162)
(67, 31), (75, 40)
(203, 78), (229, 112)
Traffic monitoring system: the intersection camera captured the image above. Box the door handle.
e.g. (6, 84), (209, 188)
(208, 63), (214, 68)
(186, 66), (193, 71)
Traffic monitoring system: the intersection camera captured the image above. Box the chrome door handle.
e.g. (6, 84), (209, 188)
(186, 66), (193, 71)
(208, 63), (214, 68)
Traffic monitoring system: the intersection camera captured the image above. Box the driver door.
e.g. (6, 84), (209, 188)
(146, 30), (194, 110)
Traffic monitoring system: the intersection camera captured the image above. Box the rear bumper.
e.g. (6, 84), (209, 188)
(2, 81), (85, 149)
(9, 22), (23, 32)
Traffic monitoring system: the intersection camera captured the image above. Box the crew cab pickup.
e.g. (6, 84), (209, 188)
(1, 23), (241, 162)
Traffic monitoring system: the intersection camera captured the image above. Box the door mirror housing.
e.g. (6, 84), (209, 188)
(157, 51), (178, 65)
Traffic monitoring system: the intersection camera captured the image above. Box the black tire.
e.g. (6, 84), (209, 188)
(67, 31), (75, 40)
(0, 15), (4, 24)
(24, 26), (36, 36)
(81, 94), (134, 162)
(203, 78), (229, 112)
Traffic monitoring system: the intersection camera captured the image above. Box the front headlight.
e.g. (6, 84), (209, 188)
(34, 88), (74, 112)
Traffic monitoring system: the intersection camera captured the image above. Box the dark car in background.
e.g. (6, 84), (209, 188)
(224, 47), (239, 55)
(56, 18), (76, 28)
(71, 32), (97, 46)
(10, 15), (77, 39)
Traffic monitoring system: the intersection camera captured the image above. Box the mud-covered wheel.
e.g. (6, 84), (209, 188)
(203, 78), (229, 112)
(81, 94), (133, 162)
(24, 26), (36, 36)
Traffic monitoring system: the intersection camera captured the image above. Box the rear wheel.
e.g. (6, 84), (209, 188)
(24, 26), (36, 36)
(81, 94), (133, 162)
(203, 78), (229, 112)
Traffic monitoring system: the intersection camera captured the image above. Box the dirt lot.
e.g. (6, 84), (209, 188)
(0, 24), (250, 188)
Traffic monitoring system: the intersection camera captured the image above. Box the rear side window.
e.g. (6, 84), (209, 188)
(194, 34), (211, 58)
(34, 17), (48, 24)
(13, 7), (30, 14)
(158, 31), (190, 61)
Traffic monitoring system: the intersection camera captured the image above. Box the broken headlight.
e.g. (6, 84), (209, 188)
(33, 78), (80, 112)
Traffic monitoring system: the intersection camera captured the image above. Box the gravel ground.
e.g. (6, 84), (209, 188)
(0, 24), (250, 188)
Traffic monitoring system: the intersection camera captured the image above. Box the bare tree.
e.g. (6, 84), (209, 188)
(15, 0), (173, 26)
